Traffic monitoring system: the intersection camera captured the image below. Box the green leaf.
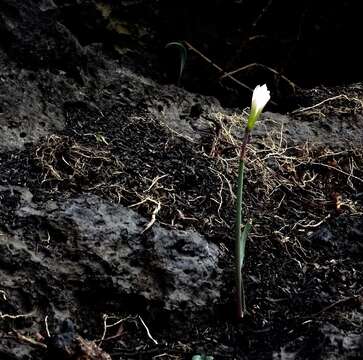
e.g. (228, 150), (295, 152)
(165, 41), (187, 85)
(239, 222), (252, 270)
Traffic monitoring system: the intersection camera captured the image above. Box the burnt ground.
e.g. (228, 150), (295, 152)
(0, 1), (362, 359)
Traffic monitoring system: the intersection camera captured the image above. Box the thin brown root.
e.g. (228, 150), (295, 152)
(138, 315), (158, 345)
(97, 314), (134, 344)
(0, 311), (35, 320)
(14, 331), (47, 349)
(291, 94), (363, 114)
(183, 41), (253, 94)
(220, 62), (298, 91)
(129, 197), (162, 233)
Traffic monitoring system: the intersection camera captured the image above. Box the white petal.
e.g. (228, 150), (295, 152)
(251, 84), (270, 113)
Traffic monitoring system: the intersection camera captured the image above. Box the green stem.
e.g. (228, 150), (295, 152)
(235, 157), (245, 318)
(235, 130), (251, 319)
(241, 273), (246, 315)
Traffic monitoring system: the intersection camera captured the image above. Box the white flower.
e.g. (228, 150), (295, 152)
(247, 84), (270, 130)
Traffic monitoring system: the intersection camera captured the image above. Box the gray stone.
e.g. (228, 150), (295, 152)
(13, 193), (222, 313)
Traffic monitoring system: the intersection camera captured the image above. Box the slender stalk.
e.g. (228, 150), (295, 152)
(240, 131), (251, 161)
(234, 83), (270, 319)
(235, 130), (251, 319)
(235, 157), (244, 318)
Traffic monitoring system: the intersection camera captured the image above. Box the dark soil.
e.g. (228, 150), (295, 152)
(0, 1), (362, 360)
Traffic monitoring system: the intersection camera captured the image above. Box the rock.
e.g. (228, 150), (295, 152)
(48, 194), (222, 312)
(320, 323), (363, 360)
(0, 190), (222, 358)
(3, 192), (222, 315)
(0, 0), (84, 73)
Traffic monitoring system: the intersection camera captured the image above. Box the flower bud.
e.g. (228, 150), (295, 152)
(247, 84), (270, 130)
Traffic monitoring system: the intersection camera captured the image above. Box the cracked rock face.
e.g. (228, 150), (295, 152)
(52, 195), (222, 311)
(1, 191), (222, 323)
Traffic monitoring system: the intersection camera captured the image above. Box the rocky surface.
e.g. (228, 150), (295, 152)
(1, 188), (221, 358)
(0, 1), (362, 359)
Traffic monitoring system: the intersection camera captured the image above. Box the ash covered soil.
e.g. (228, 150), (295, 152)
(0, 1), (362, 359)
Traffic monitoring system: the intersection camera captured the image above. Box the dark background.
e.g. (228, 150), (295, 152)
(1, 0), (362, 107)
